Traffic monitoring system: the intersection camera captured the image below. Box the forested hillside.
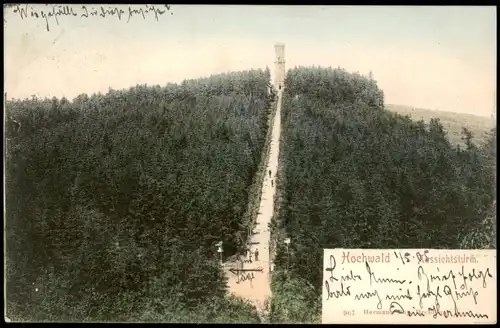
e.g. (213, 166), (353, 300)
(386, 104), (495, 147)
(269, 66), (496, 323)
(5, 69), (274, 322)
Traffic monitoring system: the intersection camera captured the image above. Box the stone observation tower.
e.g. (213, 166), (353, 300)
(274, 43), (286, 91)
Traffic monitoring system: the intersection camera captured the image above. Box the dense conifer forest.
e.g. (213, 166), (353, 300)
(269, 66), (496, 323)
(4, 65), (495, 323)
(5, 68), (274, 322)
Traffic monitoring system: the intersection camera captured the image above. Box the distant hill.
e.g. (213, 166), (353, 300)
(386, 104), (496, 147)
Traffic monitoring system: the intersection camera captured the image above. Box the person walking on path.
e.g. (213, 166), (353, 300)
(268, 170), (271, 178)
(271, 179), (274, 187)
(255, 248), (259, 261)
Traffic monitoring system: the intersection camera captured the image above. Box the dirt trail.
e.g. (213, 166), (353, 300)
(223, 90), (283, 314)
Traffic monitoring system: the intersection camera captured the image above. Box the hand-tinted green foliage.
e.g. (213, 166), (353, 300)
(272, 66), (496, 321)
(460, 127), (497, 249)
(269, 271), (320, 324)
(5, 68), (273, 322)
(386, 104), (496, 147)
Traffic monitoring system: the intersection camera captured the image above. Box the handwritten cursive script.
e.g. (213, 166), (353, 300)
(9, 4), (173, 32)
(322, 249), (496, 324)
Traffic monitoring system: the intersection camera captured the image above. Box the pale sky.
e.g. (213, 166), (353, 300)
(3, 5), (497, 117)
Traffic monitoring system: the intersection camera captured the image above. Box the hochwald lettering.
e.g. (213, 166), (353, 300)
(342, 251), (391, 264)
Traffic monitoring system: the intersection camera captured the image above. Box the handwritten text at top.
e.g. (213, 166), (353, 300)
(9, 4), (174, 32)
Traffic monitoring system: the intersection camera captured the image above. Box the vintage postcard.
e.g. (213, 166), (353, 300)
(4, 4), (497, 324)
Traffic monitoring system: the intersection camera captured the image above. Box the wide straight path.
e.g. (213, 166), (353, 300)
(223, 89), (283, 314)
